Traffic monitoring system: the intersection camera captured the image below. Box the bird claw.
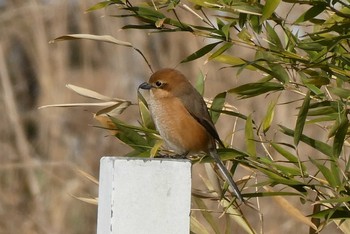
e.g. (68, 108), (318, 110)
(154, 153), (188, 159)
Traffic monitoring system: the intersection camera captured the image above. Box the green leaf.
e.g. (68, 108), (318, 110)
(309, 158), (339, 188)
(306, 114), (338, 124)
(85, 1), (115, 12)
(328, 107), (344, 138)
(242, 191), (301, 197)
(271, 143), (298, 164)
(269, 63), (290, 84)
(315, 196), (350, 204)
(294, 91), (310, 146)
(332, 111), (349, 158)
(237, 28), (252, 42)
(262, 96), (279, 133)
(239, 13), (248, 28)
(258, 167), (302, 185)
(193, 197), (221, 234)
(271, 143), (307, 174)
(210, 92), (227, 124)
(307, 106), (337, 116)
(228, 82), (284, 98)
(221, 199), (257, 234)
(128, 6), (166, 21)
(260, 157), (303, 176)
(279, 125), (333, 158)
(226, 4), (262, 16)
(213, 54), (255, 70)
(262, 0), (281, 22)
(221, 23), (231, 41)
(210, 108), (249, 121)
(245, 59), (288, 84)
(330, 160), (341, 187)
(207, 42), (233, 61)
(138, 93), (155, 129)
(195, 71), (205, 95)
(265, 22), (283, 50)
(245, 114), (256, 158)
(295, 4), (327, 24)
(250, 15), (262, 33)
(181, 42), (221, 63)
(109, 117), (150, 152)
(193, 148), (248, 164)
(310, 206), (350, 219)
(328, 87), (350, 99)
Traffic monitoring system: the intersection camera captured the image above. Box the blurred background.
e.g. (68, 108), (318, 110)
(0, 0), (342, 233)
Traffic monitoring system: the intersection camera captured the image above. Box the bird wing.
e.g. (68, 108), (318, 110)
(180, 87), (243, 201)
(179, 87), (225, 148)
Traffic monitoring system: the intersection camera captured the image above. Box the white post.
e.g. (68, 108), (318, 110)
(97, 157), (192, 234)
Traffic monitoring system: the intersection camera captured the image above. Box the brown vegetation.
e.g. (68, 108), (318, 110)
(0, 0), (342, 233)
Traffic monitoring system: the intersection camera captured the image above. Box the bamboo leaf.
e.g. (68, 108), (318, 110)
(181, 42), (221, 63)
(279, 125), (333, 157)
(328, 87), (350, 99)
(228, 82), (284, 98)
(195, 71), (205, 96)
(96, 101), (131, 116)
(260, 157), (302, 176)
(332, 111), (349, 158)
(265, 186), (317, 230)
(265, 22), (283, 50)
(213, 54), (255, 70)
(310, 206), (350, 219)
(39, 101), (119, 109)
(307, 106), (337, 116)
(268, 63), (289, 84)
(85, 1), (115, 12)
(309, 158), (338, 188)
(207, 42), (233, 62)
(190, 216), (211, 234)
(193, 197), (221, 234)
(109, 117), (150, 152)
(51, 34), (132, 47)
(271, 142), (298, 163)
(220, 200), (256, 234)
(210, 108), (249, 121)
(262, 96), (279, 133)
(294, 91), (310, 146)
(210, 92), (226, 123)
(71, 195), (98, 205)
(150, 140), (163, 157)
(314, 196), (350, 204)
(295, 4), (327, 23)
(66, 84), (114, 101)
(262, 0), (281, 21)
(237, 27), (253, 43)
(138, 99), (155, 129)
(259, 167), (301, 185)
(245, 114), (256, 158)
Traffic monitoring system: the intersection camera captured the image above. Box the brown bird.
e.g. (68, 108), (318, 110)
(139, 68), (243, 201)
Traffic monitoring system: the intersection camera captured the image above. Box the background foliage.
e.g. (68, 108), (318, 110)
(82, 0), (350, 233)
(1, 0), (350, 233)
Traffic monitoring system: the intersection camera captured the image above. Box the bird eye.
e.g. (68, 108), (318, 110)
(155, 81), (163, 87)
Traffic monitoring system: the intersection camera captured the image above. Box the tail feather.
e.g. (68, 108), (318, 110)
(210, 150), (243, 201)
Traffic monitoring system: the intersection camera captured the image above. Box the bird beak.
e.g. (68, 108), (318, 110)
(138, 82), (153, 90)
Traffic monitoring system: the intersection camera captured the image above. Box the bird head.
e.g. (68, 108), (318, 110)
(138, 68), (193, 99)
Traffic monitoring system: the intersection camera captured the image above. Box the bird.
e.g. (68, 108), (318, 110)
(138, 68), (243, 201)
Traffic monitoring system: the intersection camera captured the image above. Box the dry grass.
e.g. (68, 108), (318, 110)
(0, 0), (342, 233)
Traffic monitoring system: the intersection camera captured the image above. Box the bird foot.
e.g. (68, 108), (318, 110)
(154, 153), (188, 159)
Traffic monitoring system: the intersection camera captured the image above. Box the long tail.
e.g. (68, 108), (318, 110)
(210, 150), (243, 201)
